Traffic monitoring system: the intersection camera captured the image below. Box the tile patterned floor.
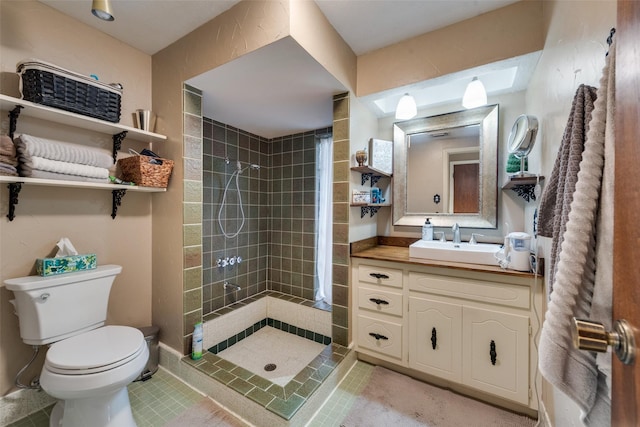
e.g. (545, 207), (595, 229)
(7, 361), (368, 427)
(218, 326), (326, 386)
(7, 369), (215, 427)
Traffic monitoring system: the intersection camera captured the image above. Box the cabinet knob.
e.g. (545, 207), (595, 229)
(369, 272), (390, 280)
(572, 318), (635, 364)
(369, 298), (389, 306)
(431, 327), (437, 350)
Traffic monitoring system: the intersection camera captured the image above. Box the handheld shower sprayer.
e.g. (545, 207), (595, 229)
(218, 159), (262, 238)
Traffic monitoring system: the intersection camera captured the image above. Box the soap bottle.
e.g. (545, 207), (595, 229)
(422, 217), (433, 241)
(191, 322), (203, 360)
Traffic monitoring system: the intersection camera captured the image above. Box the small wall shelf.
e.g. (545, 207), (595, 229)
(351, 165), (392, 186)
(350, 203), (392, 218)
(502, 175), (545, 202)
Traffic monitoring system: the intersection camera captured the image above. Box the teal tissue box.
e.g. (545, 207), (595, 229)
(36, 254), (97, 276)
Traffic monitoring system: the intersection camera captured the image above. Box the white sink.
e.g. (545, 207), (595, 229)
(409, 240), (502, 266)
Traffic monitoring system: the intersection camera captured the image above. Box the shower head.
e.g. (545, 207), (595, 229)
(250, 164), (260, 170)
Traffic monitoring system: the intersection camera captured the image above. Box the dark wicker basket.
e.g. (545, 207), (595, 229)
(18, 60), (121, 123)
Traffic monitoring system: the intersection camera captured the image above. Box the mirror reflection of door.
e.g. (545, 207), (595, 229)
(452, 162), (479, 213)
(406, 125), (480, 214)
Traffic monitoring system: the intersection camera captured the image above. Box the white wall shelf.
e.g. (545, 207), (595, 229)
(0, 94), (169, 221)
(0, 176), (165, 221)
(0, 94), (166, 144)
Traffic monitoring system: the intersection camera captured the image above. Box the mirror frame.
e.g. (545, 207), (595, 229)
(393, 104), (499, 229)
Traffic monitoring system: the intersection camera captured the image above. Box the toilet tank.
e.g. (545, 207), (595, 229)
(4, 265), (123, 345)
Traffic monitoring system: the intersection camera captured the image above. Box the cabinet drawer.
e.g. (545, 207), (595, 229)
(462, 306), (529, 404)
(357, 314), (403, 360)
(358, 264), (403, 288)
(409, 272), (530, 309)
(358, 286), (403, 317)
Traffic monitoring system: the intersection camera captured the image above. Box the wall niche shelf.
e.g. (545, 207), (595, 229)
(0, 94), (168, 221)
(502, 175), (545, 202)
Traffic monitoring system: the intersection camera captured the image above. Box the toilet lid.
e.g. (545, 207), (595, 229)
(46, 325), (145, 375)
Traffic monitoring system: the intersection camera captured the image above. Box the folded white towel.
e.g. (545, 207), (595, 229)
(15, 134), (113, 169)
(31, 156), (109, 179)
(30, 169), (109, 183)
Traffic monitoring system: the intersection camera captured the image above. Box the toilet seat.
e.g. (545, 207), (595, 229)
(45, 325), (145, 375)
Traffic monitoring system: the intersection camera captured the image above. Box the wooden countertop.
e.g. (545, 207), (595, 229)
(351, 244), (538, 278)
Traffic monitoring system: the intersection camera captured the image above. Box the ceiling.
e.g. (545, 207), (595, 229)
(38, 0), (531, 138)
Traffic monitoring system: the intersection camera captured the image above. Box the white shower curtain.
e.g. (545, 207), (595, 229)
(315, 135), (333, 304)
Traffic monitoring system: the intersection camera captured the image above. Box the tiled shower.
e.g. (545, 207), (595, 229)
(201, 117), (331, 315)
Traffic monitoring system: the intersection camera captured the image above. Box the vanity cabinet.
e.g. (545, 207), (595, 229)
(352, 257), (542, 411)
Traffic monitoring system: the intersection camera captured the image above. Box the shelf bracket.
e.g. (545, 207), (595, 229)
(511, 185), (537, 202)
(7, 183), (22, 221)
(360, 173), (382, 187)
(8, 105), (23, 140)
(111, 189), (127, 219)
(112, 131), (127, 163)
(360, 206), (380, 218)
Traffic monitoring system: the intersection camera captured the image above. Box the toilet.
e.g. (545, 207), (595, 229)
(5, 265), (148, 427)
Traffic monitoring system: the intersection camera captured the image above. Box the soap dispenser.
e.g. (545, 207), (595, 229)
(422, 217), (433, 241)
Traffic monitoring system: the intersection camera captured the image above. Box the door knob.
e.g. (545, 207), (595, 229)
(571, 318), (636, 365)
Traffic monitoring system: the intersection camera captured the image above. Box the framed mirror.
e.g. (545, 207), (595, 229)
(393, 104), (498, 229)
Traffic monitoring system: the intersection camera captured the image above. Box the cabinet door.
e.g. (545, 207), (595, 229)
(409, 296), (462, 382)
(462, 306), (529, 404)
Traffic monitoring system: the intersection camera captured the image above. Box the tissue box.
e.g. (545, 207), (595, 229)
(36, 254), (97, 276)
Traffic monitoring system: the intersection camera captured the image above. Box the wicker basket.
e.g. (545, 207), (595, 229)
(17, 59), (122, 123)
(118, 155), (174, 188)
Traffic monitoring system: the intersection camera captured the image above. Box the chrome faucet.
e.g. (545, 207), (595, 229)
(452, 223), (461, 244)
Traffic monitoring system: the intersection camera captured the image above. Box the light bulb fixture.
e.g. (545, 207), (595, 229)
(92, 0), (114, 21)
(462, 77), (487, 109)
(395, 93), (417, 120)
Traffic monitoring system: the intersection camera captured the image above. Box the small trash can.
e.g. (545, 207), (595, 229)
(135, 325), (159, 382)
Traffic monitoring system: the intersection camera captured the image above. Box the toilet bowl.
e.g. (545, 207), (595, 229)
(40, 326), (148, 427)
(4, 265), (148, 427)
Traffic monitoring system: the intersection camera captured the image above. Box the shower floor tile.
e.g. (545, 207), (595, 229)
(217, 326), (325, 386)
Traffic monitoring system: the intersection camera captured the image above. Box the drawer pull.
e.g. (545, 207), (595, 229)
(369, 332), (389, 341)
(431, 327), (437, 350)
(369, 272), (390, 280)
(369, 298), (389, 306)
(490, 340), (497, 365)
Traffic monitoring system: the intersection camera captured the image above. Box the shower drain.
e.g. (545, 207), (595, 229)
(264, 363), (277, 372)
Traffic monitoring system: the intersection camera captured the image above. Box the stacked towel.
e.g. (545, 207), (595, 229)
(0, 135), (19, 176)
(14, 134), (113, 182)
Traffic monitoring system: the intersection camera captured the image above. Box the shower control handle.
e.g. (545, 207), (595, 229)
(572, 318), (636, 364)
(228, 256), (236, 266)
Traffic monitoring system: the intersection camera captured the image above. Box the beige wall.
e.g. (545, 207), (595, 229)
(356, 0), (544, 97)
(151, 0), (292, 354)
(0, 1), (153, 396)
(525, 1), (616, 425)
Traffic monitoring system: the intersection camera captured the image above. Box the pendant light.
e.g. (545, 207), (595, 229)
(395, 93), (417, 120)
(462, 77), (487, 109)
(92, 0), (114, 21)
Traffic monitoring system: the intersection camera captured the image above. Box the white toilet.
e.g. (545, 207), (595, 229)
(5, 265), (148, 427)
